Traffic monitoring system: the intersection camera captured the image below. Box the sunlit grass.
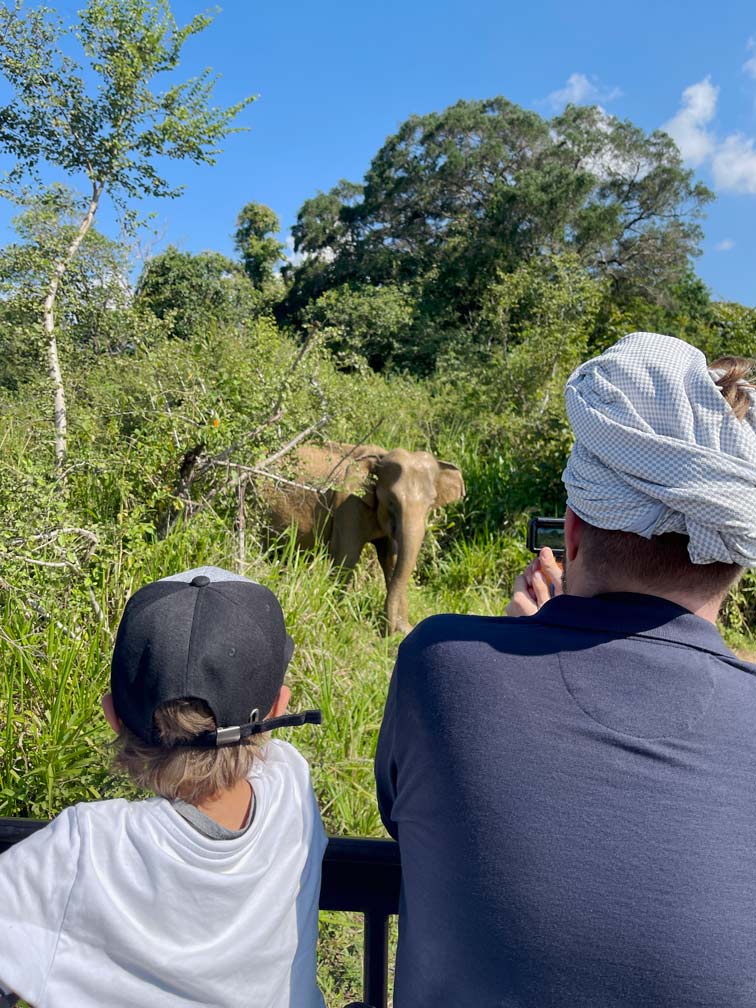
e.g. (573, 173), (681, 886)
(3, 515), (755, 1007)
(0, 517), (522, 1006)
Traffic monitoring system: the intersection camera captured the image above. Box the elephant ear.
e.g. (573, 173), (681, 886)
(434, 461), (465, 507)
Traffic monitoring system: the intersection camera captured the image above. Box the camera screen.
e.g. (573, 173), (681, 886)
(535, 524), (565, 551)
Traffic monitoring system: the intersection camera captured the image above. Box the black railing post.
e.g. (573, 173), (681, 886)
(364, 909), (390, 1008)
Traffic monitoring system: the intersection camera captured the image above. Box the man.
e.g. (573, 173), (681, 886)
(375, 332), (756, 1007)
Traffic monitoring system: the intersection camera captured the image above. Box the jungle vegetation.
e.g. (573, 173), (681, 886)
(1, 1), (756, 1002)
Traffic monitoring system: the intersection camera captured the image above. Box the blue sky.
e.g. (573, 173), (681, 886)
(2, 0), (756, 305)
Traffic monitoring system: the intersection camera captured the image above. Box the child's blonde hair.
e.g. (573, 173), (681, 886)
(112, 697), (267, 804)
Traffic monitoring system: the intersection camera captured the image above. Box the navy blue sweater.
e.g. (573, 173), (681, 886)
(375, 593), (756, 1007)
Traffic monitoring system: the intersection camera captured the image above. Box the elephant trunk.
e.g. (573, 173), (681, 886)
(385, 505), (428, 635)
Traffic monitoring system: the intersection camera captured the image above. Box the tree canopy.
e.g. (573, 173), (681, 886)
(0, 0), (253, 208)
(135, 245), (267, 340)
(234, 202), (284, 289)
(0, 0), (253, 467)
(283, 97), (713, 371)
(0, 186), (132, 389)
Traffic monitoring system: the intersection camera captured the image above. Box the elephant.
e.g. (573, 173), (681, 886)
(263, 441), (465, 635)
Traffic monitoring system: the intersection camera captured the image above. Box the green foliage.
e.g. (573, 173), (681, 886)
(720, 571), (756, 648)
(284, 97), (712, 372)
(590, 275), (756, 365)
(433, 255), (603, 519)
(0, 185), (135, 388)
(234, 201), (284, 289)
(0, 605), (116, 818)
(301, 282), (416, 370)
(705, 301), (756, 360)
(0, 0), (253, 207)
(135, 245), (266, 340)
(0, 0), (254, 469)
(2, 297), (756, 1004)
(590, 271), (714, 355)
(2, 59), (755, 999)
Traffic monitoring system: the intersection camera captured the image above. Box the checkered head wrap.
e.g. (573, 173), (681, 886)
(562, 332), (756, 566)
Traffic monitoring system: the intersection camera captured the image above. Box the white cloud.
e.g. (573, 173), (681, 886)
(661, 77), (718, 166)
(712, 133), (756, 194)
(548, 73), (594, 106)
(281, 235), (305, 269)
(663, 68), (756, 197)
(569, 106), (647, 179)
(715, 238), (735, 251)
(743, 37), (756, 79)
(278, 235), (335, 272)
(545, 73), (622, 111)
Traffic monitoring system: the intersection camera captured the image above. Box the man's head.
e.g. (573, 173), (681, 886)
(561, 335), (756, 613)
(104, 566), (318, 803)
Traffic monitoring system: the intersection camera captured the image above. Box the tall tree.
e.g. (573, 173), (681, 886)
(0, 185), (132, 389)
(233, 202), (284, 289)
(286, 97), (713, 370)
(0, 0), (253, 470)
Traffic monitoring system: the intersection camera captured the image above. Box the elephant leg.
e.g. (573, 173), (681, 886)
(373, 536), (397, 591)
(328, 494), (378, 576)
(375, 538), (413, 634)
(329, 523), (365, 576)
(329, 538), (364, 577)
(386, 591), (413, 638)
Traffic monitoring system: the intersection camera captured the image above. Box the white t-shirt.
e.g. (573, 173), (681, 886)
(0, 740), (326, 1008)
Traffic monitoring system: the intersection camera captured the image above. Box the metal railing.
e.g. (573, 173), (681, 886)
(0, 817), (401, 1008)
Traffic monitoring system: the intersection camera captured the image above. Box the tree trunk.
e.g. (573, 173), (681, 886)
(44, 183), (103, 473)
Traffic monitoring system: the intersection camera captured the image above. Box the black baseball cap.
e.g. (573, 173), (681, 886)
(111, 566), (321, 747)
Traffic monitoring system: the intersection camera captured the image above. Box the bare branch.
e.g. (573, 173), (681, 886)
(208, 460), (321, 494)
(21, 526), (98, 546)
(257, 416), (329, 469)
(196, 410), (284, 476)
(87, 586), (112, 641)
(235, 475), (248, 574)
(321, 418), (386, 486)
(14, 556), (78, 571)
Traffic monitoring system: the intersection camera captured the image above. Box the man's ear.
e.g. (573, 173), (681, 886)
(101, 693), (122, 733)
(266, 685), (291, 720)
(565, 506), (584, 563)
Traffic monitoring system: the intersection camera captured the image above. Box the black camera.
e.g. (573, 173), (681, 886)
(527, 517), (565, 559)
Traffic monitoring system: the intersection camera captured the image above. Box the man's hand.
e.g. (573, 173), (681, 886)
(505, 547), (564, 617)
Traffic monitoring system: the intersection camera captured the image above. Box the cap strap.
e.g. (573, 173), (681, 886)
(177, 709), (323, 748)
(236, 708), (323, 739)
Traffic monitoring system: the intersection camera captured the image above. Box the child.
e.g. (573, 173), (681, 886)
(0, 566), (326, 1008)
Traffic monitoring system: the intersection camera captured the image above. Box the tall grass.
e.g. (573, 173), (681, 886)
(0, 512), (530, 1006)
(3, 497), (754, 1005)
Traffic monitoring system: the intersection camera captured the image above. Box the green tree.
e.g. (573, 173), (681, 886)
(233, 202), (284, 289)
(435, 254), (605, 521)
(591, 271), (717, 357)
(283, 180), (364, 313)
(286, 98), (712, 371)
(706, 301), (756, 360)
(0, 185), (137, 390)
(301, 283), (415, 371)
(0, 0), (253, 469)
(135, 246), (264, 340)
